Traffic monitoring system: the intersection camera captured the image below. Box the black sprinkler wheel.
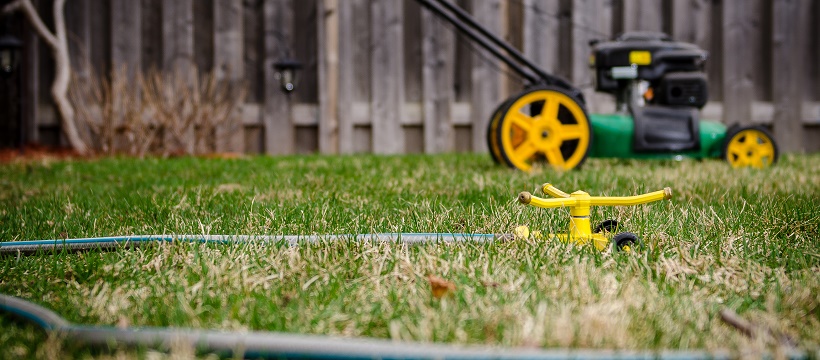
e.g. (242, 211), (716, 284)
(612, 232), (643, 253)
(593, 219), (619, 233)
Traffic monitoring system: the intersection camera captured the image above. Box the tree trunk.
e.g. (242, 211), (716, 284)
(4, 0), (90, 154)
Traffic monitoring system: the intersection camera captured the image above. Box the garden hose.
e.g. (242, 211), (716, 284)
(0, 234), (811, 359)
(0, 233), (504, 255)
(5, 292), (799, 360)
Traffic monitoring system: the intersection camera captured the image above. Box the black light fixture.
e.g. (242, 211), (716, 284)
(273, 58), (302, 92)
(0, 32), (22, 78)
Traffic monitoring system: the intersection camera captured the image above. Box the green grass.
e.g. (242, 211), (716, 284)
(1, 153), (819, 358)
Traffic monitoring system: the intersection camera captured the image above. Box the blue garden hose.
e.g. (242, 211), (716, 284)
(0, 234), (811, 359)
(0, 233), (502, 254)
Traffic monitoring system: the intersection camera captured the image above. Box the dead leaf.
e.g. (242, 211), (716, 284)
(427, 275), (455, 299)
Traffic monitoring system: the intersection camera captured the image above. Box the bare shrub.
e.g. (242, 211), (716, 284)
(70, 66), (246, 157)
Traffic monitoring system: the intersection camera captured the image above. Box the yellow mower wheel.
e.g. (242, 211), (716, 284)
(495, 87), (591, 171)
(722, 126), (778, 169)
(487, 99), (512, 164)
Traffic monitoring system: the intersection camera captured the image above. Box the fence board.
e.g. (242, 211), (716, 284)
(66, 0), (90, 76)
(263, 0), (294, 155)
(336, 0), (355, 153)
(721, 0), (754, 125)
(572, 0), (613, 114)
(141, 0), (162, 71)
(523, 0), (561, 75)
(194, 0), (214, 73)
(422, 1), (455, 153)
(772, 0), (804, 152)
(89, 0), (110, 77)
(242, 0), (263, 104)
(293, 1), (318, 105)
(214, 0), (244, 153)
(111, 0), (141, 80)
(162, 0), (195, 154)
(619, 0), (663, 32)
(370, 0), (405, 154)
(318, 0), (339, 153)
(670, 0), (718, 101)
(470, 0), (501, 152)
(162, 1), (194, 75)
(404, 0), (423, 103)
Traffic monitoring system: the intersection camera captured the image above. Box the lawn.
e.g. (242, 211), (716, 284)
(1, 153), (818, 358)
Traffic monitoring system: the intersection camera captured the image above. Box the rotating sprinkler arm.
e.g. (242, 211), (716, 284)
(518, 184), (673, 209)
(589, 187), (673, 206)
(541, 183), (571, 198)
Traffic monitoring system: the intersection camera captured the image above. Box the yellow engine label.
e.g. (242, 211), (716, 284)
(629, 51), (652, 65)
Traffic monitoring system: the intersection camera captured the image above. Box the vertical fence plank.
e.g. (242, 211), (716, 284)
(193, 0), (215, 73)
(89, 0), (110, 78)
(422, 0), (455, 153)
(470, 0), (501, 153)
(620, 0), (663, 32)
(162, 0), (194, 153)
(162, 1), (194, 76)
(523, 0), (561, 74)
(370, 0), (405, 154)
(336, 0), (354, 153)
(111, 0), (141, 79)
(214, 0), (244, 153)
(670, 0), (718, 102)
(263, 0), (294, 155)
(141, 0), (162, 71)
(721, 0), (754, 125)
(66, 0), (90, 76)
(318, 0), (339, 154)
(572, 0), (613, 113)
(772, 0), (804, 152)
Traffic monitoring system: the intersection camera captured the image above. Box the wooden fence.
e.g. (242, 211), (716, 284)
(12, 0), (820, 154)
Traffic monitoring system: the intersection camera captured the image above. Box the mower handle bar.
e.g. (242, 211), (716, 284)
(518, 183), (673, 209)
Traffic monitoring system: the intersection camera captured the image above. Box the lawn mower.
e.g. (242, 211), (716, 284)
(417, 0), (779, 171)
(516, 183), (673, 252)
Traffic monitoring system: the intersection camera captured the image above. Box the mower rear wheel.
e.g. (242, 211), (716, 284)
(722, 125), (778, 168)
(487, 99), (512, 164)
(494, 87), (592, 171)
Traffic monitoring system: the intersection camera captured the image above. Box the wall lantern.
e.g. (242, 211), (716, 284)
(0, 33), (22, 78)
(273, 58), (302, 92)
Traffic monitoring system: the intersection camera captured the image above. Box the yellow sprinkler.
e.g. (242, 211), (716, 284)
(516, 183), (673, 252)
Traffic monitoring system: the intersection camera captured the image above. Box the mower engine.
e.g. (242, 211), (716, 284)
(590, 32), (709, 152)
(591, 31), (708, 110)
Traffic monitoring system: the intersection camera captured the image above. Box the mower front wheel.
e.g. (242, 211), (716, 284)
(722, 125), (778, 168)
